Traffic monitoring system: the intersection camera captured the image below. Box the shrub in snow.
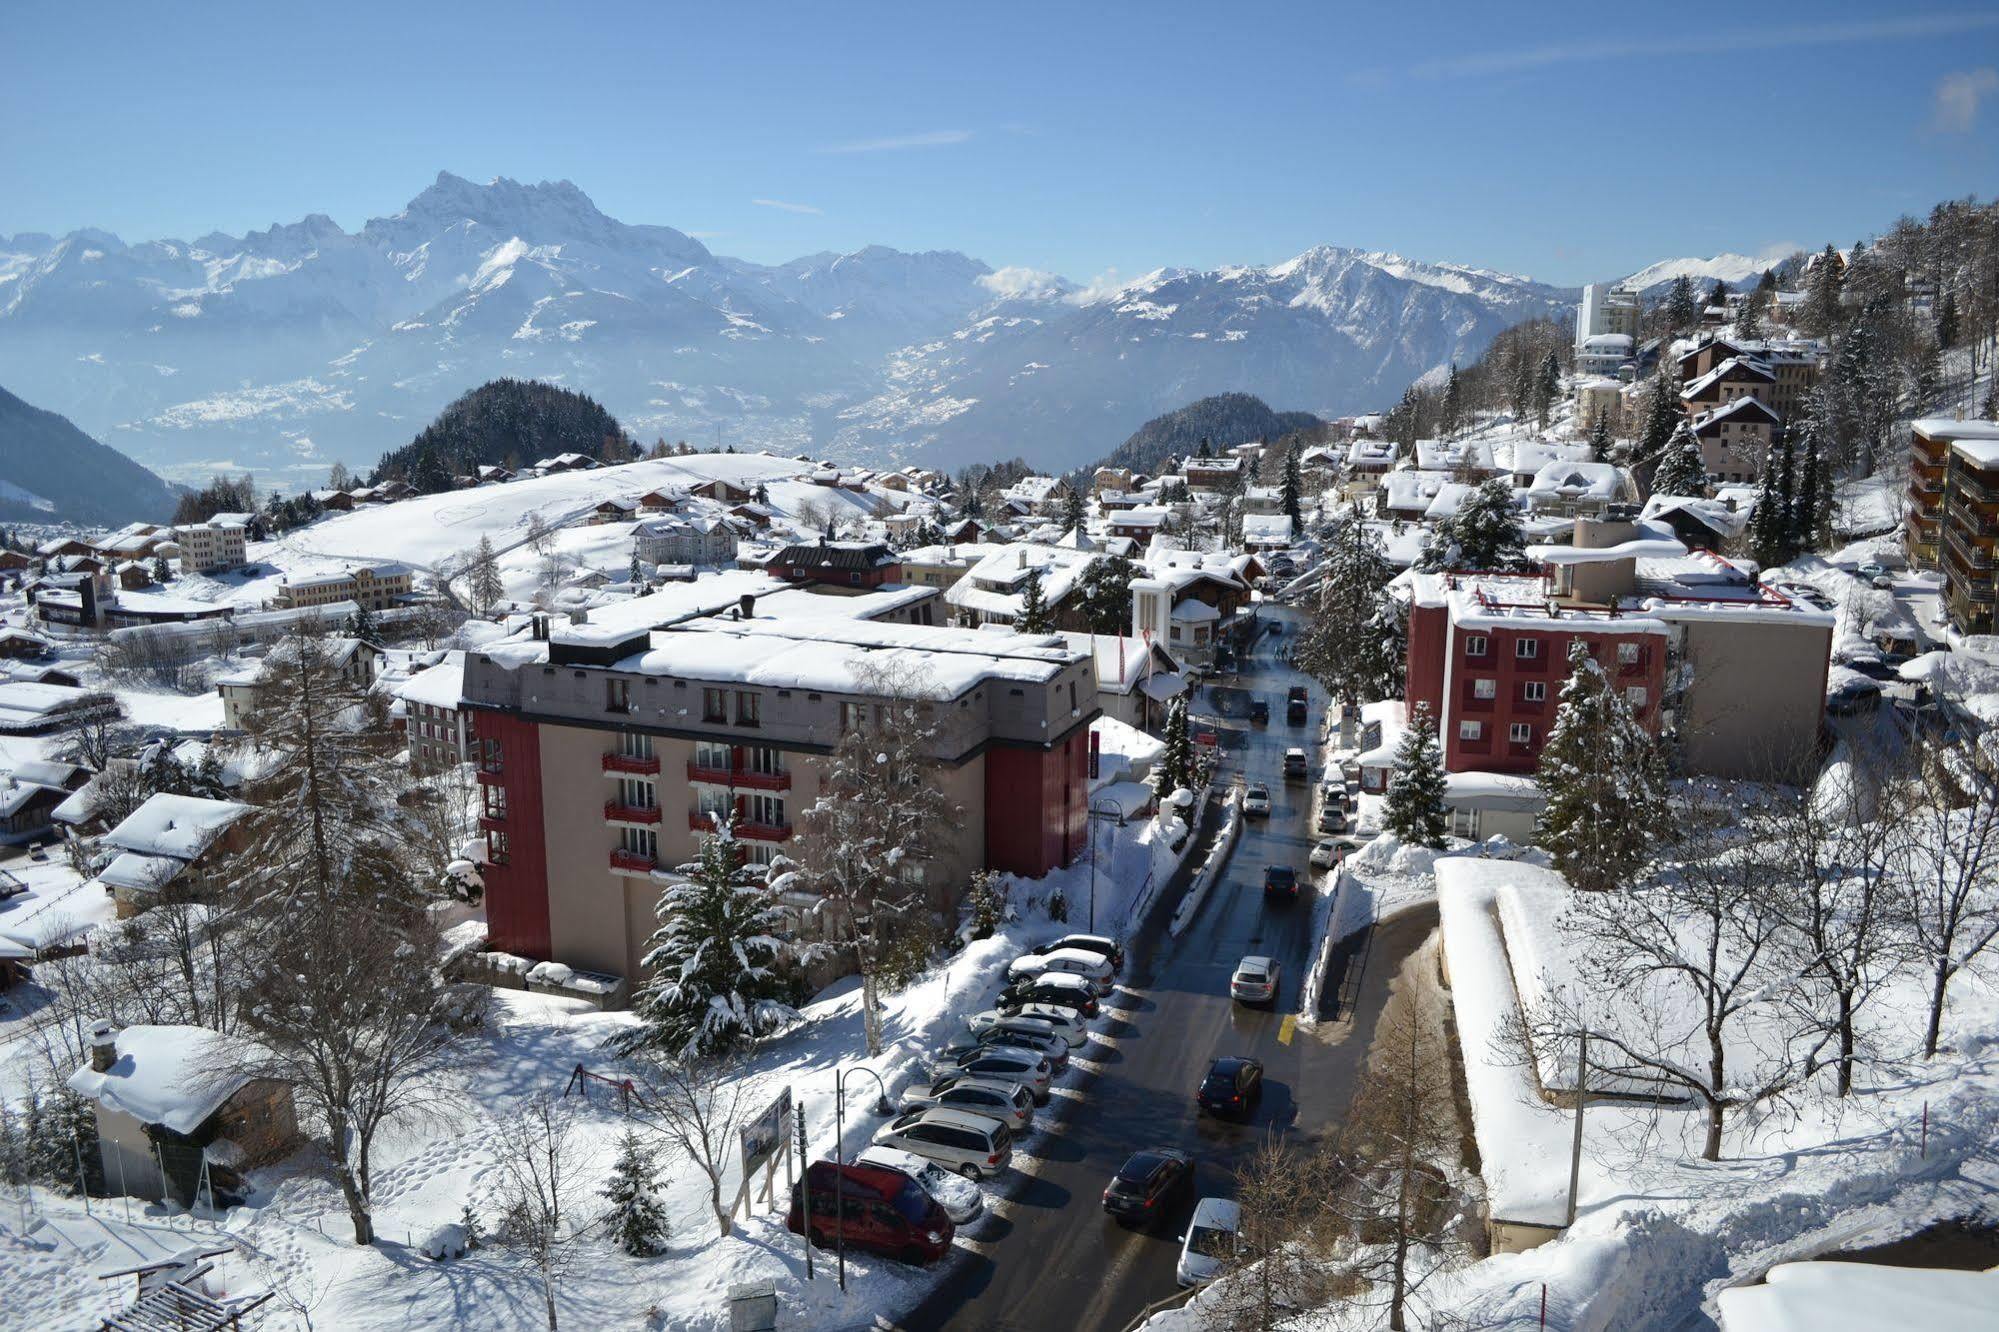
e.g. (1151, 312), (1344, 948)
(965, 870), (1007, 940)
(599, 1130), (671, 1257)
(1534, 640), (1668, 893)
(421, 1223), (471, 1262)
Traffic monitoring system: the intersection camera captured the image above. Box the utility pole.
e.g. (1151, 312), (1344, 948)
(794, 1103), (812, 1281)
(1566, 1023), (1589, 1227)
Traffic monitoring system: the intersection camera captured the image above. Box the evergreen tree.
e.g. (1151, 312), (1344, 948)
(1535, 641), (1667, 892)
(1440, 363), (1463, 437)
(1062, 484), (1087, 537)
(1014, 565), (1054, 634)
(1534, 350), (1562, 428)
(754, 483), (770, 505)
(347, 602), (378, 644)
(466, 535), (505, 615)
(1420, 478), (1527, 572)
(1790, 400), (1836, 553)
(1937, 291), (1959, 350)
(151, 553), (172, 583)
(1157, 696), (1193, 796)
(1296, 509), (1401, 711)
(1586, 415), (1613, 464)
(1801, 244), (1844, 337)
(1383, 704), (1447, 849)
(600, 1130), (671, 1257)
(1075, 555), (1136, 635)
(1708, 278), (1731, 311)
(1746, 459), (1793, 568)
(1637, 369), (1681, 462)
(1650, 423), (1710, 498)
(1196, 435), (1214, 459)
(1279, 446), (1304, 525)
(628, 821), (796, 1057)
(1664, 274), (1699, 332)
(628, 550), (644, 585)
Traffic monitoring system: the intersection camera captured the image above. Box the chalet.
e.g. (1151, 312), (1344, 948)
(533, 453), (599, 474)
(638, 488), (683, 512)
(1109, 508), (1170, 542)
(0, 550), (30, 574)
(1690, 396), (1781, 484)
(940, 517), (991, 545)
(0, 627), (52, 660)
(765, 539), (901, 589)
(0, 681), (121, 734)
(36, 536), (95, 560)
(1183, 456), (1244, 492)
(691, 478), (753, 505)
(94, 792), (255, 917)
(591, 496), (641, 524)
(1002, 475), (1071, 516)
(0, 758), (89, 844)
(477, 464), (517, 484)
(70, 1021), (299, 1208)
(314, 489), (357, 512)
(1415, 439), (1501, 478)
(945, 541), (1103, 630)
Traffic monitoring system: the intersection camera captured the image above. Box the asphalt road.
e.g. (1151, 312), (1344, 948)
(898, 611), (1437, 1332)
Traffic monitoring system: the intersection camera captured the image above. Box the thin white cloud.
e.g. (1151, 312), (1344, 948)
(820, 129), (973, 154)
(751, 198), (823, 216)
(1361, 13), (1999, 83)
(976, 266), (1068, 301)
(1065, 269), (1135, 306)
(1933, 67), (1999, 132)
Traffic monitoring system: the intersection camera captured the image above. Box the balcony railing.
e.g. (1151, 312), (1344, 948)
(686, 810), (792, 842)
(685, 761), (791, 791)
(478, 814), (506, 832)
(602, 751), (661, 776)
(608, 848), (658, 874)
(604, 800), (662, 825)
(1944, 527), (1996, 571)
(476, 767), (504, 786)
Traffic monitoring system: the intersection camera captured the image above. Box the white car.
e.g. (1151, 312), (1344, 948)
(932, 1046), (1053, 1102)
(900, 1074), (1035, 1132)
(967, 1007), (1086, 1051)
(1230, 955), (1280, 1006)
(1310, 837), (1360, 869)
(873, 1105), (1014, 1180)
(1177, 1197), (1241, 1285)
(1007, 948), (1115, 993)
(941, 1023), (1071, 1069)
(857, 1144), (986, 1225)
(1242, 784), (1272, 817)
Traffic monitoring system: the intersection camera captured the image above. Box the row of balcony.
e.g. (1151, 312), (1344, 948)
(599, 751), (792, 790)
(1943, 526), (1996, 572)
(686, 811), (791, 842)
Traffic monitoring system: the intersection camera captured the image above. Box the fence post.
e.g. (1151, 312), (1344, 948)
(72, 1134), (91, 1215)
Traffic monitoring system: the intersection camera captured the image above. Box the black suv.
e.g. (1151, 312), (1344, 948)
(1102, 1148), (1193, 1224)
(1263, 865), (1298, 899)
(1197, 1057), (1264, 1120)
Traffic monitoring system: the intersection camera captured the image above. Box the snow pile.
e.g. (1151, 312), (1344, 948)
(1715, 1260), (1999, 1331)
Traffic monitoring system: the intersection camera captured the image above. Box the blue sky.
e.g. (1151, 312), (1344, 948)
(4, 1), (1995, 285)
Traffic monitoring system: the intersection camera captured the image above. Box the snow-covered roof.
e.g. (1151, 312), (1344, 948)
(1381, 469), (1449, 512)
(1715, 1261), (1999, 1332)
(1171, 598), (1221, 624)
(1580, 333), (1633, 352)
(395, 653), (467, 711)
(68, 1024), (262, 1134)
(1496, 439), (1592, 476)
(1415, 439), (1496, 473)
(1526, 460), (1626, 501)
(1060, 633), (1182, 692)
(1346, 438), (1399, 468)
(1239, 513), (1294, 543)
(1423, 481), (1475, 521)
(1692, 395), (1780, 429)
(945, 542), (1103, 619)
(101, 793), (253, 862)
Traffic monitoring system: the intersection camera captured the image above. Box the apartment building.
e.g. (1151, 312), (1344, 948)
(396, 654), (475, 770)
(1182, 456), (1245, 492)
(271, 562), (414, 611)
(1675, 336), (1825, 423)
(633, 514), (741, 568)
(764, 540), (901, 589)
(1689, 396), (1781, 484)
(1920, 420), (1999, 632)
(174, 518), (248, 574)
(461, 608), (1096, 988)
(1406, 517), (1832, 783)
(945, 542), (1102, 630)
(1575, 282), (1641, 350)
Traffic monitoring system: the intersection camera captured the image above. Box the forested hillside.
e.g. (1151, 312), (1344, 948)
(371, 378), (635, 493)
(1099, 393), (1327, 476)
(0, 384), (179, 525)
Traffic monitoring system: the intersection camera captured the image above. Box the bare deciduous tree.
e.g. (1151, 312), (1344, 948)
(1893, 736), (1999, 1058)
(631, 1050), (761, 1239)
(492, 1093), (583, 1331)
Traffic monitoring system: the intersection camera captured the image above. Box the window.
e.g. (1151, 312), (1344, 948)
(1472, 678), (1496, 700)
(480, 737), (505, 773)
(1458, 720), (1483, 741)
(697, 788), (734, 821)
(1625, 686), (1648, 709)
(618, 777), (655, 809)
(840, 701), (871, 733)
(1510, 722), (1533, 744)
(1617, 642), (1641, 666)
(746, 745), (783, 777)
(485, 828), (510, 866)
(617, 730), (653, 760)
(482, 785), (507, 821)
(1523, 681), (1547, 703)
(619, 827), (657, 861)
(693, 740), (732, 772)
(1464, 634), (1488, 657)
(606, 678), (631, 713)
(735, 690), (761, 728)
(1515, 638), (1540, 659)
(746, 794), (786, 828)
(702, 688), (728, 723)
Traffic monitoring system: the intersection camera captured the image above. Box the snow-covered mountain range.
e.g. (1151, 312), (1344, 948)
(0, 174), (1578, 482)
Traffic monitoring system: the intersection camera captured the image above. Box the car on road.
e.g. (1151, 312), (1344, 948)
(1242, 784), (1272, 817)
(856, 1145), (985, 1226)
(1229, 955), (1280, 1006)
(1177, 1197), (1242, 1285)
(1287, 686), (1308, 724)
(1007, 948), (1115, 992)
(1032, 932), (1124, 971)
(970, 1004), (1088, 1049)
(901, 1074), (1036, 1132)
(1857, 561), (1888, 580)
(1262, 865), (1298, 899)
(1310, 837), (1360, 869)
(933, 1047), (1053, 1102)
(1283, 748), (1309, 781)
(940, 1024), (1070, 1071)
(873, 1105), (1014, 1180)
(1249, 698), (1270, 724)
(1197, 1056), (1264, 1120)
(1317, 804), (1349, 834)
(1102, 1148), (1194, 1225)
(999, 973), (1101, 1019)
(788, 1159), (956, 1264)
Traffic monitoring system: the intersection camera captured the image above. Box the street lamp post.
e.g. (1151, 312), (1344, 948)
(831, 1065), (892, 1293)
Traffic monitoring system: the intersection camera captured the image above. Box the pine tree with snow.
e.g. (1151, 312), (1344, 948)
(1196, 435), (1214, 459)
(1014, 565), (1054, 635)
(600, 1130), (671, 1256)
(1383, 704), (1448, 849)
(151, 553), (172, 584)
(466, 535), (505, 615)
(1746, 460), (1792, 569)
(1535, 350), (1562, 428)
(1062, 484), (1087, 538)
(1157, 695), (1193, 797)
(628, 550), (644, 586)
(1280, 446), (1304, 525)
(1664, 274), (1699, 332)
(1800, 244), (1844, 337)
(1650, 423), (1710, 498)
(1790, 401), (1835, 554)
(629, 819), (796, 1057)
(1534, 640), (1667, 893)
(347, 602), (378, 644)
(1637, 369), (1681, 462)
(1422, 478), (1527, 572)
(1440, 363), (1463, 437)
(1586, 415), (1613, 464)
(1075, 554), (1136, 635)
(1297, 508), (1401, 711)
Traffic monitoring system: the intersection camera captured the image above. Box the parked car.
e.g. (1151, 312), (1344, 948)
(1177, 1197), (1242, 1285)
(969, 1004), (1087, 1049)
(933, 1047), (1053, 1102)
(787, 1159), (956, 1264)
(999, 973), (1101, 1019)
(1102, 1148), (1194, 1225)
(1317, 804), (1349, 834)
(1827, 676), (1883, 715)
(1007, 948), (1115, 992)
(1263, 865), (1298, 899)
(1242, 784), (1272, 817)
(1871, 574), (1896, 590)
(901, 1074), (1035, 1132)
(1033, 932), (1123, 971)
(1309, 837), (1357, 869)
(1319, 779), (1352, 809)
(1230, 956), (1280, 1006)
(1249, 698), (1270, 724)
(939, 1024), (1069, 1070)
(1197, 1056), (1264, 1120)
(1283, 748), (1308, 782)
(873, 1106), (1014, 1180)
(1857, 561), (1888, 580)
(856, 1145), (984, 1226)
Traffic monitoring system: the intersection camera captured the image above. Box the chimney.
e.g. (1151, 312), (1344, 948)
(569, 607), (589, 626)
(739, 593), (756, 621)
(89, 1018), (118, 1072)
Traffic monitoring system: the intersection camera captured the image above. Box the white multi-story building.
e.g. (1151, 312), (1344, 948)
(174, 518), (247, 574)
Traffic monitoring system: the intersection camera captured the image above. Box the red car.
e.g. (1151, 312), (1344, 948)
(787, 1160), (955, 1265)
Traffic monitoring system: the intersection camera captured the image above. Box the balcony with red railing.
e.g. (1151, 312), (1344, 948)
(608, 848), (658, 874)
(478, 814), (506, 832)
(685, 760), (791, 790)
(686, 809), (792, 842)
(602, 751), (661, 776)
(604, 800), (662, 825)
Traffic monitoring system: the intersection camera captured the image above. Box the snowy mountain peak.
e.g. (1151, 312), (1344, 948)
(1619, 251), (1789, 294)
